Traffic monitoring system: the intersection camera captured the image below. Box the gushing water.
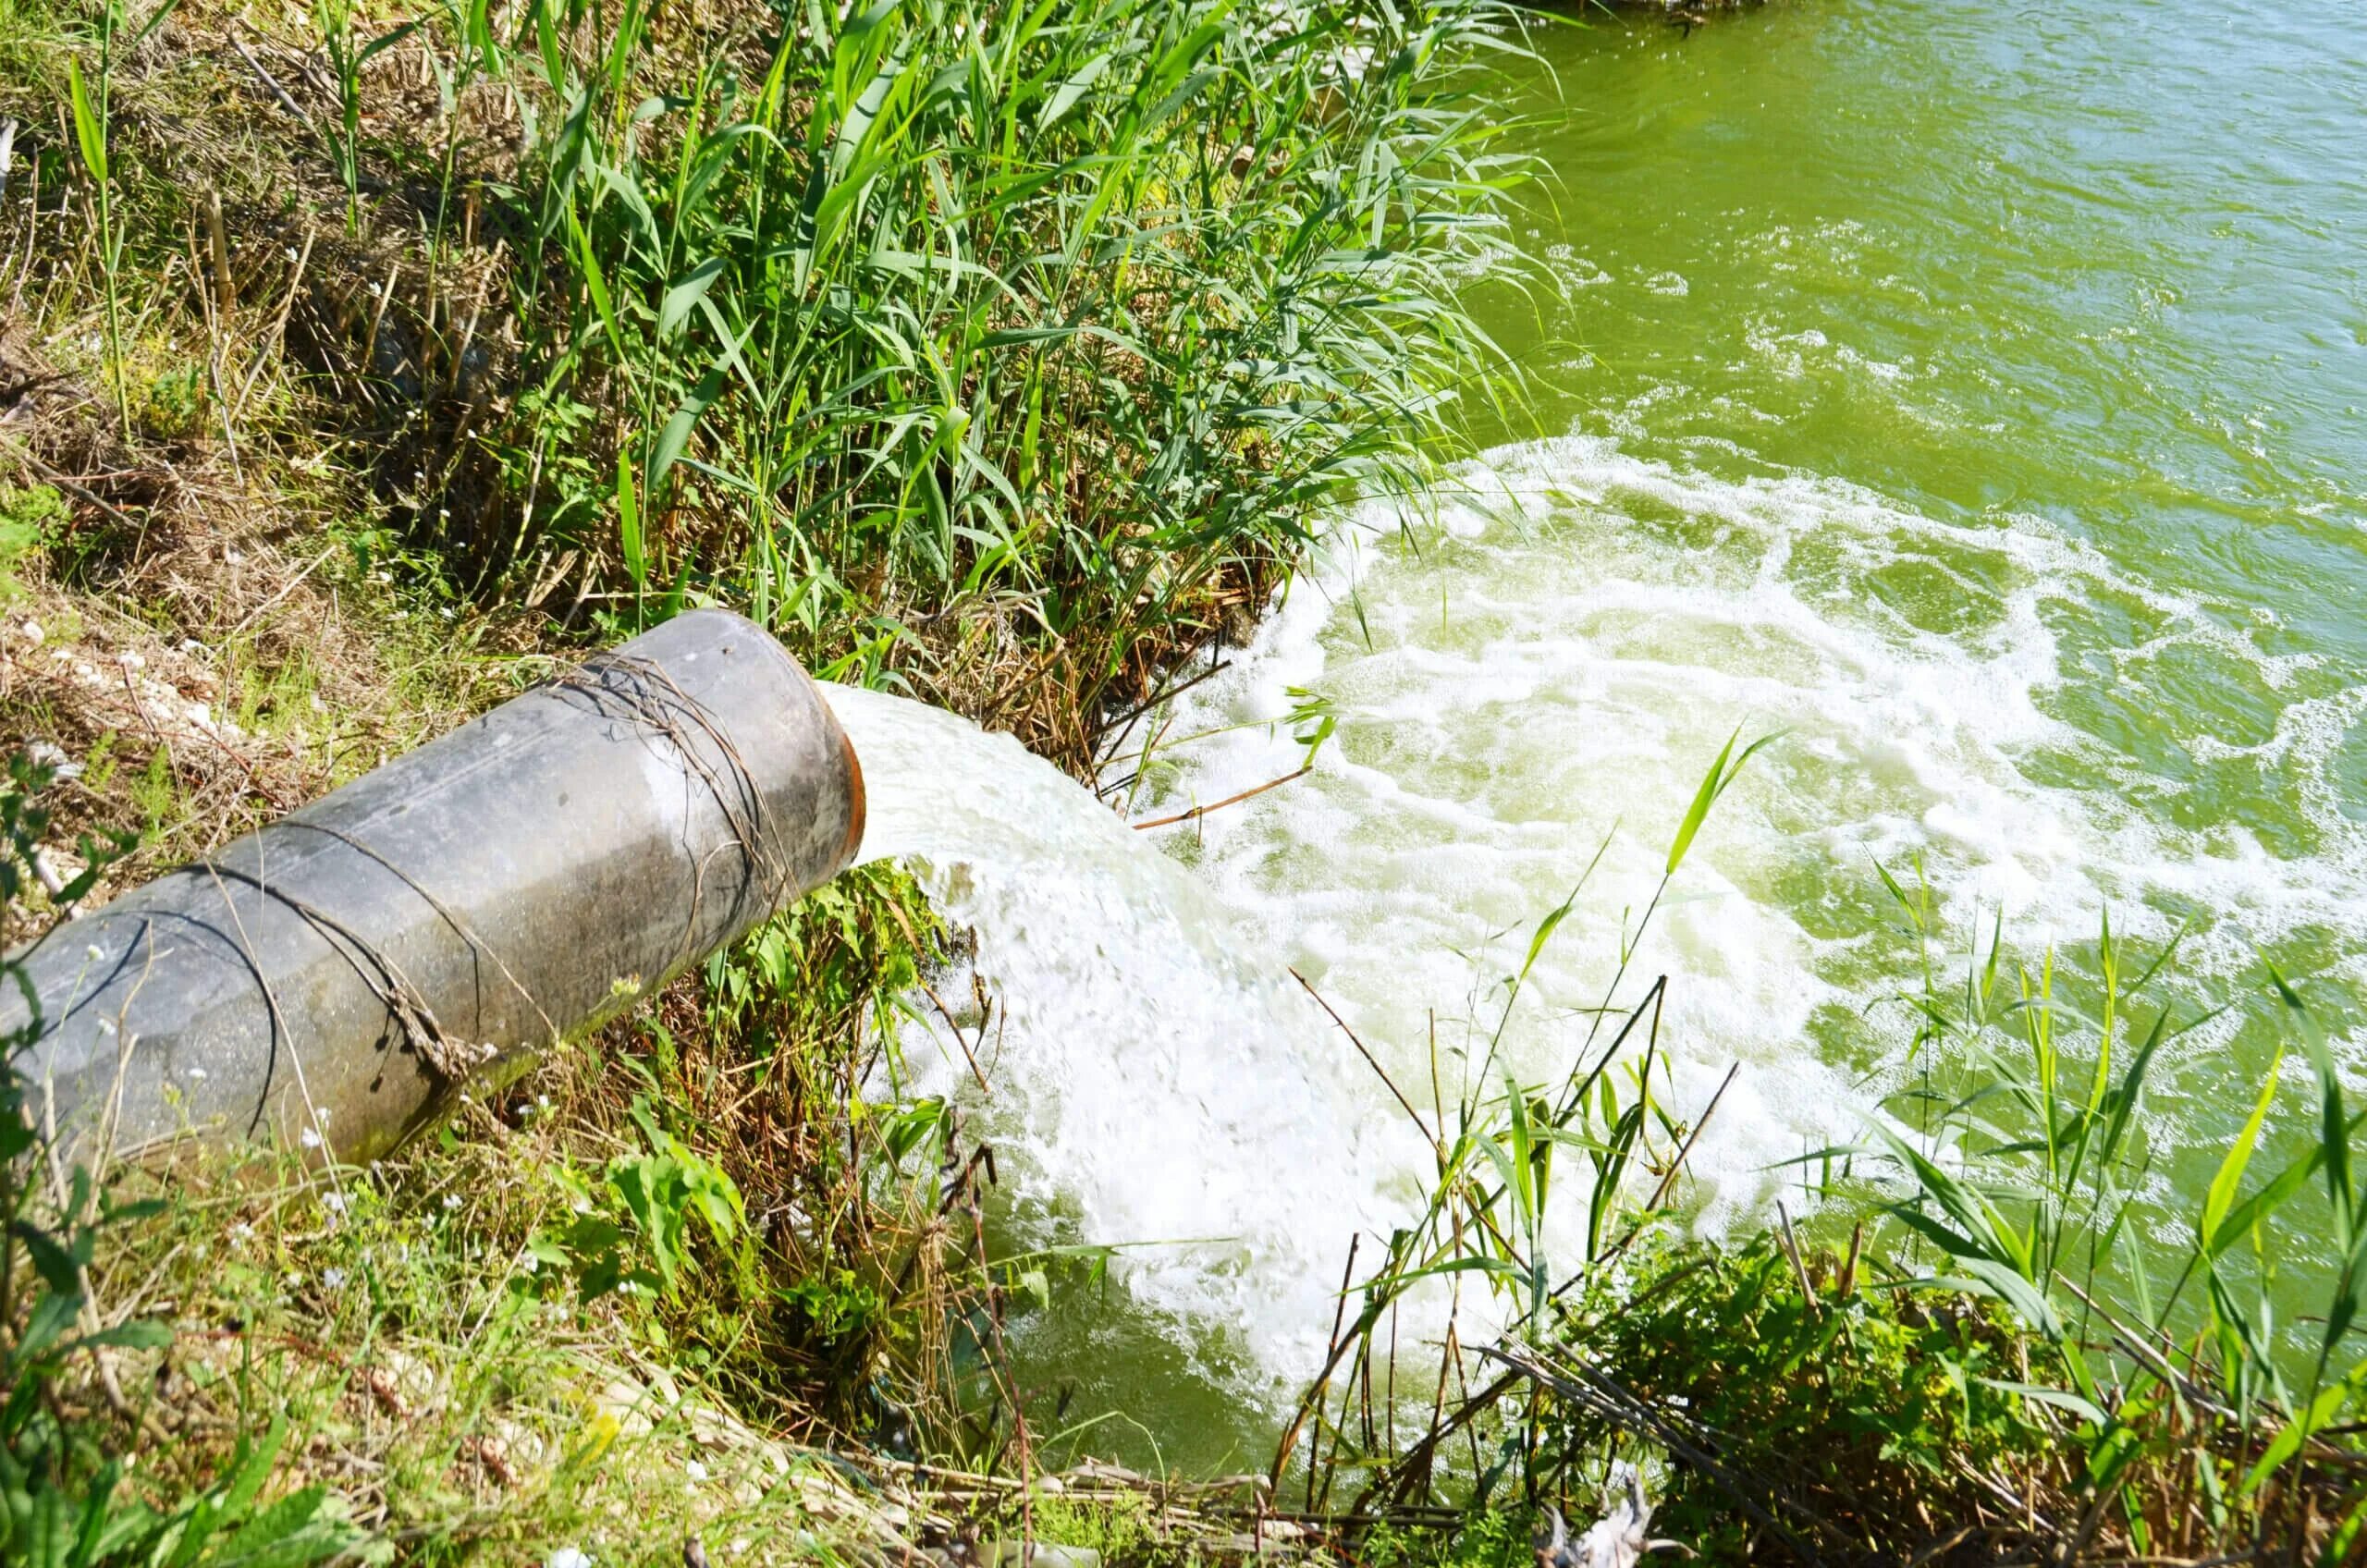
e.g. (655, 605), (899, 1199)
(825, 432), (2367, 1426)
(826, 684), (1422, 1396)
(825, 656), (1860, 1414)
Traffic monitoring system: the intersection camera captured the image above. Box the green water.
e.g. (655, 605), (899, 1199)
(1000, 0), (2367, 1474)
(1444, 0), (2367, 1151)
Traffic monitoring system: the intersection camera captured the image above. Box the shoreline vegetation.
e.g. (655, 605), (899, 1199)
(0, 1), (2361, 1565)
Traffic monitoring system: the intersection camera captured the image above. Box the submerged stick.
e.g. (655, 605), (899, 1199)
(1132, 764), (1309, 830)
(1272, 1231), (1361, 1498)
(1294, 969), (1431, 1149)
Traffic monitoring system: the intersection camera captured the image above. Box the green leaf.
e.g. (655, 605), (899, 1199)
(2200, 1047), (2283, 1255)
(132, 0), (189, 46)
(1520, 895), (1574, 984)
(2242, 1355), (2367, 1495)
(67, 58), (105, 187)
(60, 1319), (173, 1356)
(1666, 726), (1784, 876)
(657, 255), (727, 340)
(2209, 1122), (2361, 1260)
(1930, 1261), (2062, 1336)
(566, 204), (627, 366)
(14, 1219), (86, 1296)
(357, 18), (422, 66)
(1041, 50), (1111, 128)
(647, 367), (726, 498)
(1973, 1376), (2104, 1426)
(616, 448), (644, 588)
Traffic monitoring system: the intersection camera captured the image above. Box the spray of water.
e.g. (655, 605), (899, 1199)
(823, 430), (2367, 1419)
(827, 683), (1415, 1394)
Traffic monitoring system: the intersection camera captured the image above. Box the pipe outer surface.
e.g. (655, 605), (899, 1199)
(3, 609), (865, 1160)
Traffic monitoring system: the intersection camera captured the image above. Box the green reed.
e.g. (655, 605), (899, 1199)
(1282, 741), (2367, 1562)
(473, 0), (1530, 710)
(1268, 728), (1772, 1513)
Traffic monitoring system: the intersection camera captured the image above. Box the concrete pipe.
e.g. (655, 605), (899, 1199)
(3, 609), (865, 1161)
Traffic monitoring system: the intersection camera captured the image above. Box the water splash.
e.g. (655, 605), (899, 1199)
(824, 428), (2367, 1417)
(826, 684), (1418, 1397)
(823, 571), (1870, 1412)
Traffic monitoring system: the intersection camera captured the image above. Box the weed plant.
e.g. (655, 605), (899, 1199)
(4, 0), (1533, 768)
(480, 0), (1532, 764)
(1279, 745), (2367, 1564)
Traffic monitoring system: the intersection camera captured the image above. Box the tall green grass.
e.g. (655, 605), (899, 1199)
(8, 0), (1532, 756)
(458, 0), (1530, 739)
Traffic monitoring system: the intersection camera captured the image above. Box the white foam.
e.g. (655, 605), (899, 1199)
(1142, 436), (2367, 986)
(825, 432), (2367, 1412)
(830, 685), (1416, 1400)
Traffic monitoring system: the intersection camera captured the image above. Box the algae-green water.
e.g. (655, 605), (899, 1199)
(860, 0), (2367, 1473)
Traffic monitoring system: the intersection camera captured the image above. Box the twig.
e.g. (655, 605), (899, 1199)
(206, 189), (235, 321)
(1133, 764), (1308, 830)
(1597, 1060), (1740, 1269)
(231, 32), (316, 129)
(1776, 1200), (1821, 1319)
(877, 894), (990, 1097)
(1479, 1342), (1826, 1563)
(914, 975), (992, 1098)
(358, 254), (402, 404)
(219, 545), (336, 643)
(1271, 1232), (1360, 1497)
(234, 225), (313, 424)
(1645, 1060), (1737, 1214)
(2050, 1269), (2239, 1424)
(1292, 968), (1431, 1149)
(0, 437), (141, 532)
(1095, 656), (1231, 763)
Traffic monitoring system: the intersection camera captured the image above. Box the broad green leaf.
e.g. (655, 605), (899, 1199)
(1041, 51), (1112, 128)
(566, 204), (626, 366)
(67, 58), (105, 186)
(2242, 1355), (2367, 1495)
(616, 449), (644, 588)
(2200, 1047), (2283, 1255)
(1666, 726), (1784, 876)
(647, 367), (726, 497)
(1972, 1377), (2105, 1426)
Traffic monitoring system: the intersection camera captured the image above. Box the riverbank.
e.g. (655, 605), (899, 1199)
(0, 0), (1522, 1559)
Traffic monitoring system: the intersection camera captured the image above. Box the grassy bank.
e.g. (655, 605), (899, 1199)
(0, 0), (1527, 1560)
